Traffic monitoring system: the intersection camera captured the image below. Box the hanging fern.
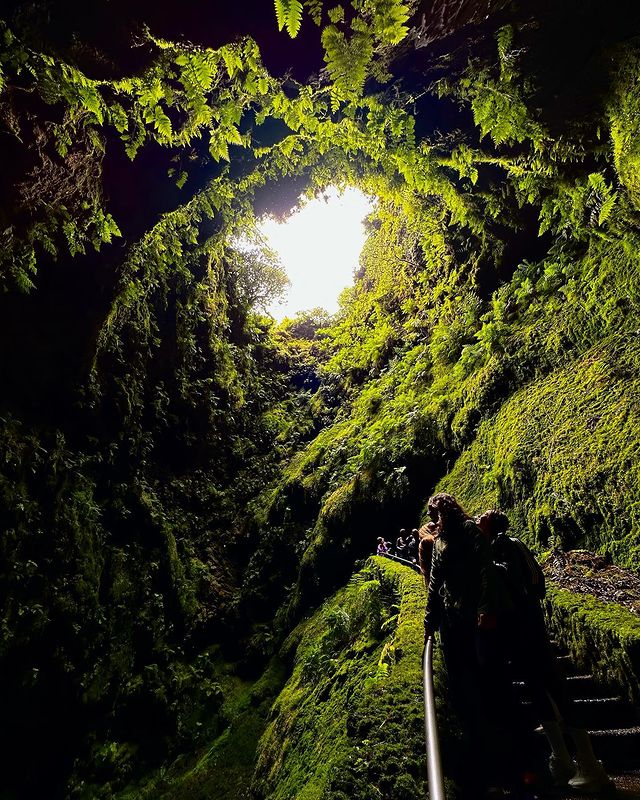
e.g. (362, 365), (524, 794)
(368, 0), (411, 45)
(304, 0), (325, 25)
(274, 0), (304, 37)
(322, 24), (374, 106)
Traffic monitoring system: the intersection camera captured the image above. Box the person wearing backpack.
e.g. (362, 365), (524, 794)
(477, 510), (612, 794)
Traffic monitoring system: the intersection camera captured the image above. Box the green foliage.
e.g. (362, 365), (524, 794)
(252, 558), (452, 800)
(274, 0), (412, 107)
(544, 585), (640, 704)
(228, 230), (290, 312)
(322, 23), (374, 108)
(4, 6), (640, 798)
(608, 42), (640, 209)
(113, 658), (288, 800)
(0, 416), (232, 795)
(243, 26), (640, 627)
(448, 25), (546, 147)
(440, 333), (640, 569)
(275, 0), (304, 37)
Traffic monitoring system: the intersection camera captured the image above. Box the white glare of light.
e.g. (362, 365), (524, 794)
(258, 186), (375, 321)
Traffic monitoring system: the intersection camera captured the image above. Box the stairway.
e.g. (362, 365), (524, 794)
(515, 642), (640, 798)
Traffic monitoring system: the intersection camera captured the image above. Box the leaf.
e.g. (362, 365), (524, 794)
(496, 25), (514, 60)
(225, 125), (243, 146)
(598, 192), (617, 226)
(286, 0), (304, 37)
(153, 106), (173, 140)
(209, 131), (230, 162)
(274, 0), (287, 31)
(78, 83), (104, 123)
(304, 0), (323, 25)
(108, 103), (129, 134)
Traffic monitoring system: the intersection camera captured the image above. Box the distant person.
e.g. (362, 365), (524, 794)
(405, 529), (417, 562)
(376, 536), (388, 555)
(410, 528), (420, 560)
(477, 509), (612, 793)
(395, 530), (407, 558)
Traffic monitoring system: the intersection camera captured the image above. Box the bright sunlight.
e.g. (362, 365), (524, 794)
(259, 186), (375, 320)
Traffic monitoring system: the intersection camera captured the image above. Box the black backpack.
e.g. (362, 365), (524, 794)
(492, 533), (546, 604)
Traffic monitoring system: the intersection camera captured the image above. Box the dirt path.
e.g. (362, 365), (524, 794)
(543, 550), (640, 616)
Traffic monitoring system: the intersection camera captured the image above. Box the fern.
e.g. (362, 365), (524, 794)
(369, 0), (411, 45)
(274, 0), (304, 37)
(274, 0), (287, 31)
(328, 5), (344, 23)
(322, 24), (374, 104)
(287, 0), (304, 36)
(304, 0), (324, 25)
(598, 191), (617, 226)
(496, 24), (514, 61)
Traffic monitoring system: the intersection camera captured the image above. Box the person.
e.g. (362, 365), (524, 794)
(477, 509), (613, 793)
(410, 528), (420, 561)
(423, 493), (516, 795)
(376, 536), (388, 555)
(418, 522), (438, 580)
(404, 529), (417, 562)
(395, 530), (407, 558)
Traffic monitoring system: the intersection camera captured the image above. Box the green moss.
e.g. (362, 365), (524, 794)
(544, 585), (640, 704)
(609, 42), (640, 210)
(439, 334), (640, 570)
(114, 658), (287, 800)
(5, 12), (640, 799)
(252, 557), (455, 800)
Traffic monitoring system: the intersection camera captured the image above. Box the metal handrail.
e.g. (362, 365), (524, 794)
(378, 552), (446, 797)
(423, 636), (445, 800)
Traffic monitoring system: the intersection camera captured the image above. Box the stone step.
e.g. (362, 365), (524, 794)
(520, 696), (636, 731)
(564, 674), (610, 699)
(569, 697), (637, 730)
(588, 725), (640, 769)
(532, 724), (640, 770)
(549, 769), (640, 800)
(555, 654), (580, 676)
(512, 673), (625, 703)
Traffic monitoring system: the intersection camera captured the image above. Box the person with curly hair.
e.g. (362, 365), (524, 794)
(423, 493), (503, 644)
(423, 493), (518, 796)
(417, 521), (438, 579)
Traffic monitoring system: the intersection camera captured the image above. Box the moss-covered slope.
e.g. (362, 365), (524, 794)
(252, 557), (445, 800)
(544, 585), (640, 705)
(440, 333), (640, 567)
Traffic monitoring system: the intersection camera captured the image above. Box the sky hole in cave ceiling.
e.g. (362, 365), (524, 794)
(258, 186), (375, 321)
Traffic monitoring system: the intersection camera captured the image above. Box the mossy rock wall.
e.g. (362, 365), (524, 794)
(438, 333), (640, 570)
(252, 557), (454, 800)
(543, 585), (640, 705)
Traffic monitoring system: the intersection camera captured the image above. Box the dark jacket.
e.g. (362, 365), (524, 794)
(491, 533), (545, 608)
(424, 519), (509, 629)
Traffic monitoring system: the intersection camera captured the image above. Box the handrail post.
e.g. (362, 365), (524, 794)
(423, 637), (446, 800)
